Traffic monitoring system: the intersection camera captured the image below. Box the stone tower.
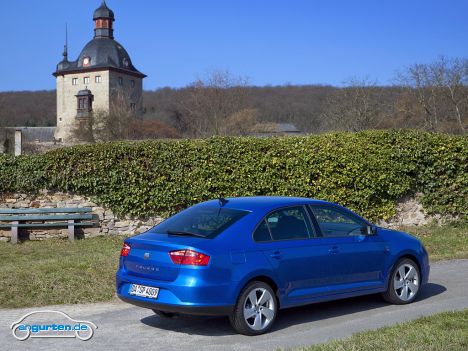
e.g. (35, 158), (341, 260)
(53, 1), (146, 142)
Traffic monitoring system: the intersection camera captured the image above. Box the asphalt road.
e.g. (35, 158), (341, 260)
(1, 259), (467, 351)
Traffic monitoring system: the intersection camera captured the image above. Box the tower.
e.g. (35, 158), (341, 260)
(53, 1), (146, 142)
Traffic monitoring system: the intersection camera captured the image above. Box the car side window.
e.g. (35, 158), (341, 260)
(310, 206), (366, 237)
(253, 219), (272, 242)
(265, 206), (312, 241)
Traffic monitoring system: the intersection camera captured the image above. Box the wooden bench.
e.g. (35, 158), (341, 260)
(0, 208), (96, 244)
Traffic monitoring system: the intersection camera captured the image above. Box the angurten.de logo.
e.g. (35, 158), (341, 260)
(10, 310), (97, 341)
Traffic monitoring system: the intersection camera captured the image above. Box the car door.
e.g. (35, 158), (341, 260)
(253, 205), (336, 305)
(308, 204), (388, 294)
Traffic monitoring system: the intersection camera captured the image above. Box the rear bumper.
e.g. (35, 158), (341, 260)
(118, 295), (233, 316)
(116, 270), (235, 316)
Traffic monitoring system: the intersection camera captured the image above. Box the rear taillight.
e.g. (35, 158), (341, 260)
(120, 243), (131, 257)
(169, 249), (210, 266)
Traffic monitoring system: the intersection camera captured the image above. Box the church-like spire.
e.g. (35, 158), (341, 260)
(62, 23), (68, 61)
(93, 0), (115, 39)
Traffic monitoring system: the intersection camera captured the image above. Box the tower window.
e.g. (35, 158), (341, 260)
(78, 97), (87, 110)
(118, 77), (123, 86)
(95, 75), (102, 83)
(72, 78), (78, 85)
(76, 90), (94, 119)
(130, 80), (135, 88)
(84, 77), (90, 84)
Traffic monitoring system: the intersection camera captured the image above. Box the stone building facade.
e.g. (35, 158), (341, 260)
(54, 1), (146, 142)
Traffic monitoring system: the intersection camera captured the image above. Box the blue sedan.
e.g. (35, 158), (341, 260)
(116, 197), (430, 335)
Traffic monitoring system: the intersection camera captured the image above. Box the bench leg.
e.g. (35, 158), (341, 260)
(68, 220), (75, 242)
(11, 221), (18, 244)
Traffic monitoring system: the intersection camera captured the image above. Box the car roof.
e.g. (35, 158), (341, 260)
(199, 196), (330, 212)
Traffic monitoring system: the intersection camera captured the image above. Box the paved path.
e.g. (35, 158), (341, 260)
(1, 260), (467, 351)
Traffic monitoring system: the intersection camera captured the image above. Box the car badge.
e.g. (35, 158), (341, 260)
(143, 252), (150, 260)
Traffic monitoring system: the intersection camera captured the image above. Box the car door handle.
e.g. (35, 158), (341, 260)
(328, 246), (339, 254)
(270, 251), (283, 260)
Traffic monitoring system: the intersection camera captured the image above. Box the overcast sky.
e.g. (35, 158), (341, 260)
(0, 0), (467, 91)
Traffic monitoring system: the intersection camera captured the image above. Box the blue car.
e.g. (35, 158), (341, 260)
(116, 197), (429, 335)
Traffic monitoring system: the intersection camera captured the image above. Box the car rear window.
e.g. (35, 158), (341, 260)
(153, 206), (249, 238)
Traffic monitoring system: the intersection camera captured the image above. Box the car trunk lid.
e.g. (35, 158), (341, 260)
(123, 232), (209, 281)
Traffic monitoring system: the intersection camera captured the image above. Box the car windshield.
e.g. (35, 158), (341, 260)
(153, 206), (249, 238)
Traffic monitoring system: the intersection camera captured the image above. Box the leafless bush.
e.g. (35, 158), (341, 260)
(320, 77), (390, 132)
(169, 70), (254, 137)
(223, 108), (258, 136)
(71, 91), (180, 142)
(397, 57), (468, 133)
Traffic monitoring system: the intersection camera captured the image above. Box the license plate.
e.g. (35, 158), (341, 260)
(129, 284), (159, 299)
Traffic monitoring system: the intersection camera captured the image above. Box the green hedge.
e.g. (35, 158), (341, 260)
(0, 130), (466, 222)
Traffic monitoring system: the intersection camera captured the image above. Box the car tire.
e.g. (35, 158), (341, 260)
(229, 281), (277, 336)
(152, 310), (178, 318)
(382, 258), (421, 304)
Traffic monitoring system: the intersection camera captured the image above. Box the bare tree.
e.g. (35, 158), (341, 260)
(398, 64), (441, 131)
(320, 77), (388, 132)
(397, 57), (468, 133)
(433, 57), (467, 133)
(72, 90), (180, 142)
(91, 92), (136, 141)
(170, 70), (254, 137)
(223, 108), (258, 136)
(389, 90), (425, 129)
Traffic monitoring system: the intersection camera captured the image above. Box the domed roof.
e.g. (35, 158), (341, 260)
(77, 38), (137, 71)
(54, 1), (146, 78)
(93, 1), (114, 20)
(76, 88), (93, 97)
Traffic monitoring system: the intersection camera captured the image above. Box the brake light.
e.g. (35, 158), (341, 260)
(169, 250), (210, 266)
(120, 243), (131, 257)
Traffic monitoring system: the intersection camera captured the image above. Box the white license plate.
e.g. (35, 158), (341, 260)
(129, 284), (159, 299)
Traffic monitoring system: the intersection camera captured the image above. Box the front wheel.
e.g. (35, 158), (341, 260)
(382, 258), (421, 304)
(229, 281), (277, 336)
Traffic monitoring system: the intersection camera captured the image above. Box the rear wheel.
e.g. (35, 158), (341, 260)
(382, 258), (420, 304)
(229, 281), (277, 336)
(152, 310), (178, 318)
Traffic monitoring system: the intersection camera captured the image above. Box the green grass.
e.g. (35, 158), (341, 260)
(0, 236), (124, 309)
(0, 222), (466, 309)
(401, 222), (468, 261)
(299, 309), (468, 351)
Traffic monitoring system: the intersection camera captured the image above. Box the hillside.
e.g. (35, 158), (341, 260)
(0, 84), (465, 135)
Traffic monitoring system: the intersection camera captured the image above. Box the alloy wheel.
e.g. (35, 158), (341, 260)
(394, 263), (419, 302)
(243, 287), (276, 331)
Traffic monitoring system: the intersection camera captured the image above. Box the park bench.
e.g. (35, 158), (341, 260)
(0, 208), (96, 244)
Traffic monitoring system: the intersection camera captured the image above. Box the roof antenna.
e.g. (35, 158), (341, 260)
(218, 197), (228, 207)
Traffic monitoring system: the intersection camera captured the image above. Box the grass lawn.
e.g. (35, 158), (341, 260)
(0, 236), (124, 308)
(401, 222), (468, 261)
(299, 309), (468, 351)
(0, 222), (466, 309)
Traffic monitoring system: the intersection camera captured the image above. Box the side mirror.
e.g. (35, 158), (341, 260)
(366, 225), (377, 236)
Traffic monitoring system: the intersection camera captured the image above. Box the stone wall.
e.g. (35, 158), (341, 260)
(0, 190), (450, 242)
(0, 190), (163, 242)
(378, 194), (453, 228)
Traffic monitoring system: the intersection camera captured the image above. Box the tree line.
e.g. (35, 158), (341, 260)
(0, 57), (466, 140)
